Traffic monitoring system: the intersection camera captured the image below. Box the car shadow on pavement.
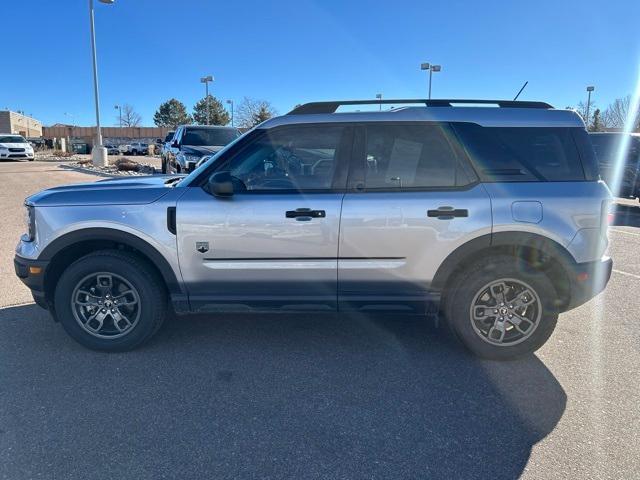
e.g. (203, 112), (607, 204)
(0, 304), (566, 480)
(611, 203), (640, 227)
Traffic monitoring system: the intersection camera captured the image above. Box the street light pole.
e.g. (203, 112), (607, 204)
(200, 75), (214, 124)
(586, 86), (595, 130)
(114, 104), (122, 128)
(88, 0), (114, 166)
(420, 62), (442, 100)
(226, 99), (234, 127)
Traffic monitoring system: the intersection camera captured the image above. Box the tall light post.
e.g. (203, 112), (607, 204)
(200, 75), (214, 124)
(89, 0), (114, 166)
(421, 62), (442, 99)
(226, 99), (234, 127)
(586, 86), (595, 129)
(375, 93), (382, 111)
(114, 104), (122, 128)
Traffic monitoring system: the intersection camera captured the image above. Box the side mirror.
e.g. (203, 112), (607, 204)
(171, 140), (179, 148)
(207, 171), (234, 197)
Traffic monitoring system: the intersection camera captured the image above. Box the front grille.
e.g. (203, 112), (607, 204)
(8, 154), (27, 158)
(9, 148), (25, 152)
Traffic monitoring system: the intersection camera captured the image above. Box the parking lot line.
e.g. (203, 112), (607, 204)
(612, 269), (640, 280)
(610, 229), (640, 237)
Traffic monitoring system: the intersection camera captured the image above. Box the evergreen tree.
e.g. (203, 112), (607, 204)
(153, 99), (192, 128)
(193, 95), (230, 125)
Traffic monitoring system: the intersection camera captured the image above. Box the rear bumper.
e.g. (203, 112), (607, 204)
(565, 256), (613, 310)
(14, 255), (50, 310)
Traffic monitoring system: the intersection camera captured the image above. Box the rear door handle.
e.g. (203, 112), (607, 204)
(286, 208), (326, 221)
(427, 206), (469, 219)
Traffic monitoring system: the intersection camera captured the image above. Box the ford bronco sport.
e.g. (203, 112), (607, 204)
(14, 99), (613, 359)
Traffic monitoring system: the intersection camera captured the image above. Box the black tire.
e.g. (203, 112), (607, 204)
(443, 255), (558, 360)
(54, 250), (167, 352)
(175, 164), (182, 174)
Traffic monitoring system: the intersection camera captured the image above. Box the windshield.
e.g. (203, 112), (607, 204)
(0, 135), (27, 144)
(177, 131), (249, 187)
(182, 128), (240, 146)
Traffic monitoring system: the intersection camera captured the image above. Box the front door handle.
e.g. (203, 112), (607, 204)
(427, 206), (469, 219)
(286, 208), (326, 221)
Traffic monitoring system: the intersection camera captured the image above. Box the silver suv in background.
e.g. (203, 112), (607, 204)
(163, 125), (241, 174)
(14, 99), (613, 359)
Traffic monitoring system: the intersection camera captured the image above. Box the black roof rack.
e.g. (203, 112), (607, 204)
(288, 99), (553, 115)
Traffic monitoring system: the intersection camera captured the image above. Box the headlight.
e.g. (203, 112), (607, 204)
(24, 204), (36, 242)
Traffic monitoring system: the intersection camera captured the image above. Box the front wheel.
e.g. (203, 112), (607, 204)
(443, 256), (558, 360)
(54, 250), (167, 351)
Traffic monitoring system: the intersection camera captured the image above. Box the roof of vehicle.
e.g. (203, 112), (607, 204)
(259, 99), (585, 129)
(178, 125), (239, 130)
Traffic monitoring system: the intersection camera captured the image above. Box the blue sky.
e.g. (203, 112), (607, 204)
(2, 0), (639, 126)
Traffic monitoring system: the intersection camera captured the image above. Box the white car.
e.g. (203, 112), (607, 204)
(0, 134), (35, 161)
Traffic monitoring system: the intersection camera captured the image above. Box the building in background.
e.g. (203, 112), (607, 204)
(0, 110), (43, 137)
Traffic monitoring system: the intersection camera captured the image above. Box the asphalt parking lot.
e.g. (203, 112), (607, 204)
(1, 161), (639, 479)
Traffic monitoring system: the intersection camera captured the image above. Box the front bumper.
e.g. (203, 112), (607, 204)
(14, 255), (50, 310)
(565, 256), (613, 310)
(0, 150), (34, 159)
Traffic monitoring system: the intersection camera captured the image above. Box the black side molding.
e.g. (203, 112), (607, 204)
(167, 207), (176, 234)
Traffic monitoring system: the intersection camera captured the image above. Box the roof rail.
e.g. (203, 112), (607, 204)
(287, 99), (554, 115)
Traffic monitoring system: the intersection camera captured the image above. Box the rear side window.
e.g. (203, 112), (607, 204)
(361, 124), (476, 189)
(453, 123), (586, 182)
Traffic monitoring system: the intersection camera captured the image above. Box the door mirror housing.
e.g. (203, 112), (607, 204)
(207, 171), (234, 197)
(171, 140), (180, 148)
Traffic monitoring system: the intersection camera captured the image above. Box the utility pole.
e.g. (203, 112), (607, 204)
(200, 75), (214, 124)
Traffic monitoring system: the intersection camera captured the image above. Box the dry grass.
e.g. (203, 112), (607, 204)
(112, 157), (140, 172)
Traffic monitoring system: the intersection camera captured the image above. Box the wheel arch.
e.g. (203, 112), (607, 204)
(432, 232), (578, 309)
(39, 228), (182, 306)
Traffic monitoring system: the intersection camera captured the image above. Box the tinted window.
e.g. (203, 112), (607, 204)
(227, 126), (346, 191)
(182, 128), (240, 146)
(454, 124), (586, 182)
(362, 124), (475, 189)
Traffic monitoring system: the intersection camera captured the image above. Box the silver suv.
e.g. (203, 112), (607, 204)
(14, 99), (613, 359)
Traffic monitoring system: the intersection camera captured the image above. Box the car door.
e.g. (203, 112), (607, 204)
(176, 124), (352, 312)
(338, 123), (492, 312)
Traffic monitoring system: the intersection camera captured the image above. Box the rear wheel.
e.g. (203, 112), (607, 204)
(54, 250), (167, 351)
(444, 256), (558, 360)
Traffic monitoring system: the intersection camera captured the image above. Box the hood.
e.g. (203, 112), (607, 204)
(182, 145), (224, 156)
(27, 174), (184, 207)
(0, 142), (33, 150)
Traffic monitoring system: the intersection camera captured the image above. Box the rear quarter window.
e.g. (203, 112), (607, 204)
(453, 123), (587, 182)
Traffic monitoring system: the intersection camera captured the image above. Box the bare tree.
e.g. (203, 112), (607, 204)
(602, 95), (639, 130)
(118, 104), (142, 127)
(235, 97), (278, 128)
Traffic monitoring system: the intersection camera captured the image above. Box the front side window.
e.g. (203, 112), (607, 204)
(454, 124), (586, 182)
(225, 125), (346, 191)
(362, 124), (475, 189)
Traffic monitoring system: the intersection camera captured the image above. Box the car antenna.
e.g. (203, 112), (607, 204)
(513, 81), (528, 101)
